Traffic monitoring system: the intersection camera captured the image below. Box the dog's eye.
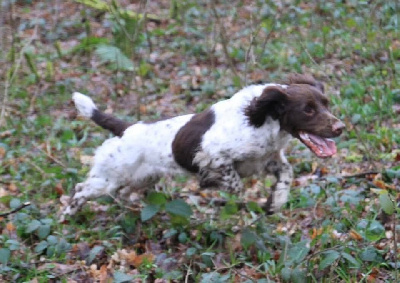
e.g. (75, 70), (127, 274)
(304, 105), (315, 116)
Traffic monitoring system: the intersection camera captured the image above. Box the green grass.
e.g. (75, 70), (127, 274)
(0, 0), (399, 282)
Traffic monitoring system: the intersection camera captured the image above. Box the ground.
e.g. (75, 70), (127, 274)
(0, 0), (399, 282)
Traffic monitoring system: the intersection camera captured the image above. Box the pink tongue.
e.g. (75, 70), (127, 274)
(299, 132), (337, 158)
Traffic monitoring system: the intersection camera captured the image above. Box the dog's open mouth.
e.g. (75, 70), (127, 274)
(299, 131), (337, 158)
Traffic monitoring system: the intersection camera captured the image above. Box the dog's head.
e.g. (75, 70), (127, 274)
(245, 74), (344, 158)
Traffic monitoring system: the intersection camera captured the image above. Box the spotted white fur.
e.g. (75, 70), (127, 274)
(61, 83), (294, 218)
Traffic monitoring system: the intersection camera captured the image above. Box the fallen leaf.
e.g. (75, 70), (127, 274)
(99, 264), (109, 283)
(6, 222), (16, 232)
(373, 180), (386, 190)
(0, 130), (12, 138)
(55, 182), (65, 196)
(349, 229), (363, 241)
(311, 227), (323, 239)
(0, 147), (5, 158)
(320, 167), (329, 175)
(70, 242), (91, 260)
(125, 250), (154, 268)
(0, 187), (8, 197)
(139, 105), (147, 114)
(366, 267), (379, 282)
(8, 183), (17, 192)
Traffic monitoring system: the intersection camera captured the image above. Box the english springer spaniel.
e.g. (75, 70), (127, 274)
(61, 74), (344, 219)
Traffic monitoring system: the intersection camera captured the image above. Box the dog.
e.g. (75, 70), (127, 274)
(60, 74), (344, 219)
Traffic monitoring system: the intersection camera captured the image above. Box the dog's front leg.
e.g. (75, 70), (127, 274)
(264, 152), (293, 214)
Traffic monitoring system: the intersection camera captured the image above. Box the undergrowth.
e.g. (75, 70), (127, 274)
(0, 0), (399, 282)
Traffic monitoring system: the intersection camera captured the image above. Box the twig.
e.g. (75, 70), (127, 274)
(341, 171), (380, 179)
(299, 40), (318, 66)
(184, 260), (192, 283)
(244, 19), (257, 86)
(33, 143), (67, 168)
(0, 202), (31, 217)
(0, 25), (38, 127)
(106, 193), (139, 212)
(254, 12), (280, 63)
(209, 1), (242, 85)
(393, 213), (398, 281)
(26, 159), (48, 176)
(232, 268), (256, 282)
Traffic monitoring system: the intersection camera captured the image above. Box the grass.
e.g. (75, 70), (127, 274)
(0, 0), (399, 282)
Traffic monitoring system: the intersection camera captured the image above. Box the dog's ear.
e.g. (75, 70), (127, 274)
(245, 86), (289, 127)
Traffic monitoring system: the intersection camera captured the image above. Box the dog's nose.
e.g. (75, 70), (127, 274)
(332, 120), (345, 136)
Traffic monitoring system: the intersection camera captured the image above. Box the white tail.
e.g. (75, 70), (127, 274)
(72, 92), (97, 118)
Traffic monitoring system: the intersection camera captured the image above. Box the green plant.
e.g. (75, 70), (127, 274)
(141, 192), (193, 225)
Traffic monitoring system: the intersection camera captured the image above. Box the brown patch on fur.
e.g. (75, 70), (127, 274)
(285, 73), (325, 93)
(172, 110), (215, 173)
(244, 86), (289, 127)
(92, 109), (132, 137)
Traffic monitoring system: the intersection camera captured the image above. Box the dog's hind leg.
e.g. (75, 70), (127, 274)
(61, 177), (117, 219)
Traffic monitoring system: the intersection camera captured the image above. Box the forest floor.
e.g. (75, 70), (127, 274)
(0, 0), (400, 282)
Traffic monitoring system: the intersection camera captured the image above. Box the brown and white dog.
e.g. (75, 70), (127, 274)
(61, 74), (344, 219)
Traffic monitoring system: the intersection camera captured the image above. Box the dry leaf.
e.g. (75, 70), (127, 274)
(99, 264), (109, 283)
(0, 187), (8, 197)
(311, 227), (323, 239)
(373, 179), (386, 190)
(139, 105), (147, 114)
(349, 229), (363, 241)
(6, 222), (16, 232)
(55, 182), (65, 196)
(0, 147), (5, 158)
(125, 251), (154, 268)
(320, 167), (329, 175)
(0, 130), (12, 138)
(8, 183), (18, 192)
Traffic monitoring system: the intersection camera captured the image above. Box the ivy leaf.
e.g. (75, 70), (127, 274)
(146, 192), (167, 205)
(87, 245), (104, 264)
(366, 220), (385, 241)
(360, 247), (379, 262)
(5, 239), (20, 251)
(26, 220), (41, 233)
(291, 267), (307, 283)
(319, 250), (340, 270)
(341, 252), (360, 267)
(114, 271), (135, 283)
(241, 227), (258, 249)
(287, 241), (310, 265)
(38, 225), (51, 239)
(141, 204), (160, 222)
(35, 241), (48, 253)
(379, 191), (395, 215)
(0, 248), (10, 264)
(165, 200), (192, 218)
(9, 198), (21, 209)
(281, 267), (292, 281)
